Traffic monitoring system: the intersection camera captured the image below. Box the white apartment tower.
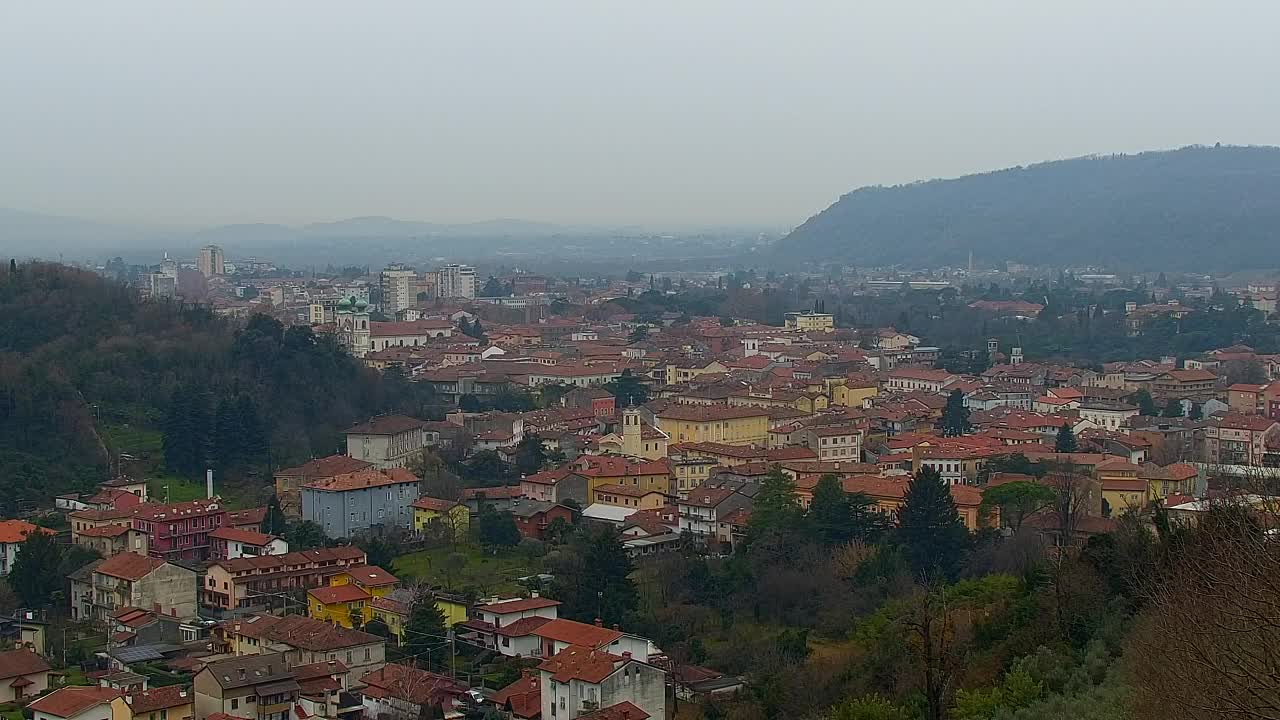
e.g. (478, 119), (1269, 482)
(198, 245), (225, 277)
(379, 264), (417, 313)
(438, 264), (476, 299)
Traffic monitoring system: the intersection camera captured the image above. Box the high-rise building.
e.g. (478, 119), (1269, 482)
(379, 264), (417, 313)
(438, 264), (476, 299)
(198, 245), (225, 277)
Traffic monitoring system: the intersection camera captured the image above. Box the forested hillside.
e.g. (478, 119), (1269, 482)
(0, 262), (433, 511)
(778, 145), (1280, 271)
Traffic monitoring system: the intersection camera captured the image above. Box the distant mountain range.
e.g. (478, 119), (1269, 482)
(776, 145), (1280, 271)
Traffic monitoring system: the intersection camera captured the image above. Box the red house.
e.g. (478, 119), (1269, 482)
(510, 500), (574, 540)
(131, 498), (228, 561)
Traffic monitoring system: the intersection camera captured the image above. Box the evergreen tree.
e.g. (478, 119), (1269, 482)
(747, 467), (803, 543)
(896, 466), (969, 581)
(404, 591), (449, 670)
(236, 394), (269, 467)
(9, 531), (64, 607)
(1188, 402), (1203, 421)
(808, 474), (886, 545)
(514, 434), (548, 476)
(163, 383), (213, 476)
(605, 370), (648, 406)
(937, 389), (972, 437)
(264, 495), (288, 536)
(477, 504), (521, 549)
(1162, 398), (1185, 418)
(1134, 389), (1158, 416)
(550, 527), (638, 624)
(1055, 422), (1078, 453)
(469, 318), (485, 339)
(212, 396), (239, 471)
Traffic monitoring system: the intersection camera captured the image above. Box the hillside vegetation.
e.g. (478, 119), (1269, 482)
(778, 145), (1280, 271)
(0, 262), (432, 511)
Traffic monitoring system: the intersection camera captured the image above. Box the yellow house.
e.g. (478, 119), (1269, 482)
(366, 591), (469, 645)
(124, 684), (195, 720)
(591, 484), (667, 510)
(664, 360), (728, 386)
(594, 408), (670, 460)
(654, 405), (770, 446)
(831, 380), (878, 408)
(308, 565), (399, 628)
(1101, 480), (1148, 517)
(412, 497), (470, 539)
(572, 455), (674, 499)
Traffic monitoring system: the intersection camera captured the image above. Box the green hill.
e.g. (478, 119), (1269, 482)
(777, 145), (1280, 271)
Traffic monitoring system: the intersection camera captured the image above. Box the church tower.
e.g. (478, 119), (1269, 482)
(621, 406), (642, 458)
(352, 297), (371, 357)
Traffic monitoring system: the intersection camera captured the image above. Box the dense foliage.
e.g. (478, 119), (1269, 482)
(778, 145), (1280, 270)
(0, 262), (432, 507)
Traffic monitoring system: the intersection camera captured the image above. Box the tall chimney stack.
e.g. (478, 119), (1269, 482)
(206, 468), (214, 499)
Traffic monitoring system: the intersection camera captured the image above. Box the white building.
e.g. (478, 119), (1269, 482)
(380, 265), (417, 313)
(438, 264), (477, 299)
(538, 646), (666, 720)
(198, 245), (225, 277)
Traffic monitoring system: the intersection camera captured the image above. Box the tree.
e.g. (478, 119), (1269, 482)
(937, 389), (972, 437)
(605, 370), (648, 407)
(513, 434), (548, 476)
(358, 534), (398, 570)
(481, 276), (507, 297)
(458, 394), (483, 413)
(808, 475), (886, 545)
(979, 481), (1055, 532)
(9, 531), (63, 607)
(1188, 402), (1203, 421)
(1223, 358), (1267, 385)
(476, 505), (521, 549)
(1044, 462), (1094, 544)
(1162, 398), (1185, 417)
(162, 383), (213, 477)
(1054, 422), (1078, 453)
(441, 551), (468, 589)
(896, 466), (969, 581)
(549, 526), (638, 625)
(1134, 388), (1158, 416)
(628, 325), (650, 343)
(285, 521), (328, 550)
(747, 467), (803, 544)
(830, 696), (911, 720)
(264, 495), (288, 536)
(404, 590), (449, 670)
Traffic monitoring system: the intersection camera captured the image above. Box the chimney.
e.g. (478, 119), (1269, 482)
(530, 590), (539, 598)
(622, 652), (632, 660)
(238, 669), (246, 680)
(611, 623), (620, 631)
(594, 618), (602, 627)
(206, 468), (214, 499)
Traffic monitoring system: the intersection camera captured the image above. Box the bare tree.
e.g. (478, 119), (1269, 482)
(1128, 497), (1280, 720)
(1043, 461), (1096, 545)
(898, 584), (973, 720)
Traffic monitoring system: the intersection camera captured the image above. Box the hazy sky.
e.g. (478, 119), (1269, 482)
(3, 1), (1279, 228)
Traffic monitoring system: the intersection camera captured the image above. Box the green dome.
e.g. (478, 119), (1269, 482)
(355, 298), (369, 310)
(337, 296), (353, 310)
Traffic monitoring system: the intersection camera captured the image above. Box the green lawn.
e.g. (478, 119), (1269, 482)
(393, 544), (542, 596)
(102, 423), (252, 507)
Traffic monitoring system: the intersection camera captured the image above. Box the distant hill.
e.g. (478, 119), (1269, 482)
(776, 145), (1280, 271)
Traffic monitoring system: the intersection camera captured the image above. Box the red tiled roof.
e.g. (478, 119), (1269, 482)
(308, 585), (370, 604)
(577, 702), (650, 720)
(370, 319), (454, 337)
(345, 415), (427, 435)
(360, 664), (468, 705)
(209, 527), (277, 546)
(411, 497), (463, 512)
(493, 673), (541, 719)
(0, 649), (50, 680)
(495, 616), (555, 638)
(275, 455), (374, 478)
(95, 552), (164, 581)
(28, 686), (122, 718)
(0, 520), (57, 544)
(461, 486), (523, 501)
(532, 619), (622, 649)
(76, 524), (130, 538)
(536, 645), (623, 683)
(344, 565), (398, 587)
(126, 685), (193, 713)
(304, 468), (417, 492)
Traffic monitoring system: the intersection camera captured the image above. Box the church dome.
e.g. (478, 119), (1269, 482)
(354, 298), (369, 311)
(337, 296), (353, 311)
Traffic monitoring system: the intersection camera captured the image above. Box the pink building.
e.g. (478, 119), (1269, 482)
(131, 498), (228, 561)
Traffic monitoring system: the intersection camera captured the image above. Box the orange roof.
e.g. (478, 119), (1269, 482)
(28, 686), (122, 718)
(95, 552), (164, 581)
(304, 468), (417, 492)
(493, 673), (541, 719)
(275, 455), (373, 478)
(0, 520), (56, 544)
(308, 584), (370, 604)
(125, 685), (193, 713)
(578, 702), (651, 720)
(532, 619), (623, 649)
(75, 524), (129, 538)
(344, 565), (398, 587)
(209, 527), (277, 546)
(411, 497), (462, 512)
(0, 648), (50, 680)
(478, 597), (561, 614)
(536, 645), (623, 683)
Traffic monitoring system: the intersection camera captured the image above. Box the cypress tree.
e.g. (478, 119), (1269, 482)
(1055, 422), (1078, 453)
(897, 466), (969, 581)
(937, 389), (972, 437)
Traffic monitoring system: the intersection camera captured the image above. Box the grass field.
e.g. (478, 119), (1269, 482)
(392, 544), (543, 596)
(101, 423), (253, 507)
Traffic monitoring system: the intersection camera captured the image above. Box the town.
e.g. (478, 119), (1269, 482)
(0, 249), (1277, 720)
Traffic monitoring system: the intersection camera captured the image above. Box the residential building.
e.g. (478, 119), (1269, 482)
(1228, 383), (1272, 415)
(438, 264), (477, 299)
(538, 646), (666, 720)
(886, 369), (955, 393)
(301, 468), (421, 539)
(69, 553), (197, 624)
(783, 311), (834, 332)
(360, 664), (469, 719)
(0, 520), (56, 576)
(368, 319), (454, 352)
(0, 648), (49, 702)
(29, 686), (128, 720)
(1203, 414), (1280, 467)
(1150, 368), (1219, 402)
(795, 425), (863, 462)
(73, 524), (150, 559)
(532, 619), (652, 659)
(344, 416), (430, 469)
(511, 501), (575, 540)
(653, 405), (770, 446)
(1077, 401), (1140, 432)
(123, 685), (194, 720)
(193, 653), (297, 720)
(130, 498), (229, 562)
(380, 265), (417, 314)
(217, 614), (386, 678)
(274, 456), (374, 519)
(493, 671), (541, 720)
(198, 245), (225, 277)
(202, 546), (367, 611)
(590, 485), (666, 511)
(677, 486), (752, 539)
(520, 469), (591, 506)
(562, 387), (617, 418)
(209, 528), (288, 560)
(411, 497), (469, 540)
(307, 565), (398, 628)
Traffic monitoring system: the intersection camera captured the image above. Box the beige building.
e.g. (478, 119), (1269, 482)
(218, 614), (385, 679)
(784, 311), (834, 332)
(194, 654), (298, 720)
(344, 416), (430, 469)
(0, 649), (49, 702)
(30, 687), (129, 720)
(438, 264), (476, 299)
(379, 265), (417, 314)
(69, 553), (197, 624)
(197, 245), (225, 277)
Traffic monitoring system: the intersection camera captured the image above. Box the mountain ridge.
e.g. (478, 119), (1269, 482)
(776, 145), (1280, 271)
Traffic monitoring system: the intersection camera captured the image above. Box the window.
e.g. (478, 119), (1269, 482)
(364, 647), (371, 661)
(231, 700), (239, 710)
(346, 650), (353, 664)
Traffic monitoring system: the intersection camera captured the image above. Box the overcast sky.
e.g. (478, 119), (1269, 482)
(3, 1), (1279, 228)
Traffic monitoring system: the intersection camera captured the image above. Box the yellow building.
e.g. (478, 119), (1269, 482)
(29, 687), (131, 720)
(784, 311), (834, 332)
(654, 405), (770, 446)
(572, 455), (674, 499)
(308, 565), (399, 628)
(595, 407), (670, 460)
(591, 484), (668, 510)
(664, 360), (727, 386)
(412, 497), (470, 539)
(831, 380), (878, 408)
(366, 591), (469, 645)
